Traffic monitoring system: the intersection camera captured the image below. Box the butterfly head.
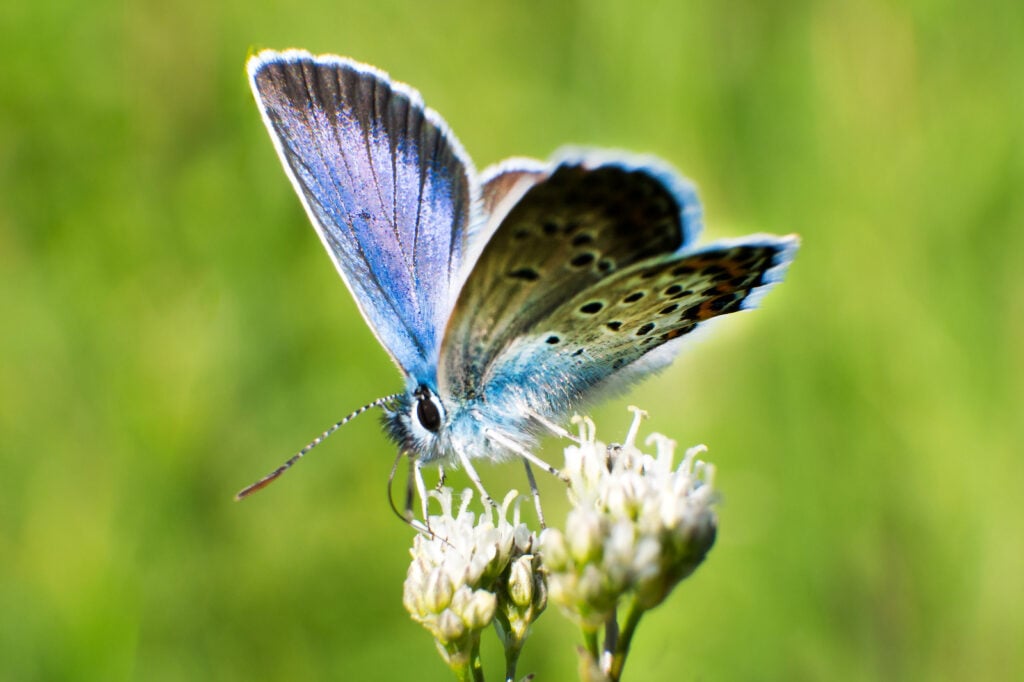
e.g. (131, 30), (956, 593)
(383, 384), (452, 463)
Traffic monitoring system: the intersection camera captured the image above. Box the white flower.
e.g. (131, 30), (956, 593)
(403, 486), (542, 675)
(541, 406), (718, 627)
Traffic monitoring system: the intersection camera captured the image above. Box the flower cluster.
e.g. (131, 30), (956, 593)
(403, 488), (545, 680)
(403, 407), (718, 681)
(541, 407), (718, 630)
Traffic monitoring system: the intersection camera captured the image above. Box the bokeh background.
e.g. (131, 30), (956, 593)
(2, 0), (1022, 680)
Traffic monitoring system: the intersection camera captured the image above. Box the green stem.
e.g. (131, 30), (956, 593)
(575, 625), (606, 682)
(471, 635), (486, 682)
(447, 652), (474, 682)
(583, 627), (600, 661)
(445, 635), (486, 682)
(607, 602), (645, 681)
(503, 639), (522, 682)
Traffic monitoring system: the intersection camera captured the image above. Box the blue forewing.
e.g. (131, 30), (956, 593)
(248, 50), (478, 383)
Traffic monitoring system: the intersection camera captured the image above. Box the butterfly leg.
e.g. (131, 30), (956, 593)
(413, 458), (431, 523)
(526, 408), (581, 445)
(456, 448), (497, 510)
(522, 460), (546, 529)
(486, 429), (568, 483)
(435, 464), (447, 491)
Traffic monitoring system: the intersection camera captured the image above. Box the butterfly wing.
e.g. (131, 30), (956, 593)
(439, 149), (797, 421)
(439, 150), (703, 398)
(479, 158), (548, 218)
(248, 50), (477, 380)
(481, 236), (798, 414)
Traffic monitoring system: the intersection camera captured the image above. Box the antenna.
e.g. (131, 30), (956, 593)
(235, 394), (400, 500)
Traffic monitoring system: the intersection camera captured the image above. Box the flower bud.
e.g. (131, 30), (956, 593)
(437, 608), (466, 642)
(539, 528), (569, 571)
(566, 509), (603, 565)
(422, 566), (452, 613)
(508, 555), (535, 607)
(462, 591), (497, 630)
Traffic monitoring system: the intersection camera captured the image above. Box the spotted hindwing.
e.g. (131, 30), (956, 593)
(440, 152), (702, 399)
(487, 237), (798, 409)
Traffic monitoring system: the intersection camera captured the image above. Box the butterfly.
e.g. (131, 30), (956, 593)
(239, 49), (798, 505)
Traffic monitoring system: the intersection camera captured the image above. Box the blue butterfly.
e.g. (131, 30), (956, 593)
(239, 50), (798, 504)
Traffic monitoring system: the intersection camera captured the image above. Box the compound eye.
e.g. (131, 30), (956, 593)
(416, 394), (442, 433)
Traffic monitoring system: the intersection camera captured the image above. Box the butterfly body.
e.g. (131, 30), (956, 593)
(383, 384), (536, 465)
(248, 50), (798, 474)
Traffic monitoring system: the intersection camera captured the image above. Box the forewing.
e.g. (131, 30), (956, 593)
(485, 236), (799, 414)
(249, 50), (476, 380)
(440, 150), (703, 397)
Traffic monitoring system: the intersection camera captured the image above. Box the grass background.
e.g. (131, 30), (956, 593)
(2, 0), (1022, 679)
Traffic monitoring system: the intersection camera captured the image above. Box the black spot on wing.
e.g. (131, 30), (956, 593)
(622, 291), (645, 304)
(508, 267), (540, 281)
(571, 253), (596, 267)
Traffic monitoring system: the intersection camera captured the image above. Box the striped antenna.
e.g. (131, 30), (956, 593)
(235, 394), (400, 500)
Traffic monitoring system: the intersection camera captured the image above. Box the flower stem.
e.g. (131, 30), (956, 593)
(607, 601), (645, 681)
(502, 636), (522, 682)
(583, 627), (600, 661)
(447, 654), (474, 682)
(445, 637), (486, 682)
(471, 637), (485, 682)
(603, 608), (619, 657)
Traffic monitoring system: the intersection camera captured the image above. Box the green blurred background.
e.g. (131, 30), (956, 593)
(2, 0), (1022, 679)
